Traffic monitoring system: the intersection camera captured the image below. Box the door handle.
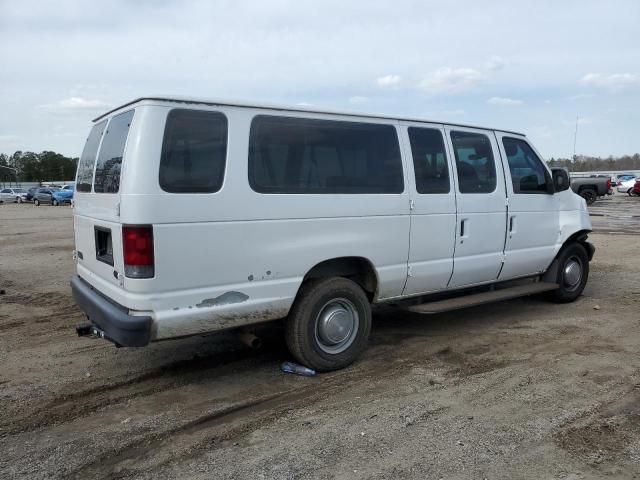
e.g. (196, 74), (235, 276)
(460, 219), (468, 242)
(509, 216), (516, 236)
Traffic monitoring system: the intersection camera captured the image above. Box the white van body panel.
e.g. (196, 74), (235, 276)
(72, 97), (593, 343)
(494, 131), (561, 280)
(398, 122), (457, 295)
(444, 125), (508, 288)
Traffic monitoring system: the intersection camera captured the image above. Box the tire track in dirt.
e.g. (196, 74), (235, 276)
(0, 347), (270, 435)
(65, 340), (515, 479)
(555, 385), (640, 467)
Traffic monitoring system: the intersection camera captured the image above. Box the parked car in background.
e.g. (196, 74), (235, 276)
(0, 187), (28, 203)
(52, 184), (75, 205)
(33, 187), (61, 206)
(632, 179), (640, 197)
(616, 176), (638, 195)
(615, 174), (636, 184)
(570, 176), (612, 205)
(25, 187), (40, 202)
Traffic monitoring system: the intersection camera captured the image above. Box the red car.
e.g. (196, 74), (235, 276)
(632, 179), (640, 196)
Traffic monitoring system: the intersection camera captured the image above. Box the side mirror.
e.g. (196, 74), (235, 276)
(551, 168), (570, 193)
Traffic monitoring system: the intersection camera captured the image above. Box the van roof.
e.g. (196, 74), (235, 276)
(93, 96), (526, 136)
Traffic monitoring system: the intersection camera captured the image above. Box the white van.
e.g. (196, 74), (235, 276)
(72, 96), (594, 371)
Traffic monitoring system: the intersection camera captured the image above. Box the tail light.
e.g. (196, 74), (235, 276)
(606, 179), (611, 189)
(122, 225), (154, 278)
(617, 181), (622, 186)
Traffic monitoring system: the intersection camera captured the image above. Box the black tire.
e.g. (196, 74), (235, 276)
(579, 188), (597, 205)
(628, 188), (634, 197)
(16, 196), (22, 204)
(34, 199), (40, 206)
(52, 199), (58, 206)
(549, 242), (589, 303)
(285, 277), (372, 372)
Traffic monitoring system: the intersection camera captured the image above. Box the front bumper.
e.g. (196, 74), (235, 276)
(71, 275), (152, 347)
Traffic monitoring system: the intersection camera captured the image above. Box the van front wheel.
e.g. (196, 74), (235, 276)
(550, 242), (589, 303)
(285, 277), (371, 372)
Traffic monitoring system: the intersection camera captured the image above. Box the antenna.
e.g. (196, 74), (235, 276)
(572, 114), (579, 161)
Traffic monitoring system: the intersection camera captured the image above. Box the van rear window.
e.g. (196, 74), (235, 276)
(248, 115), (404, 194)
(76, 120), (106, 192)
(159, 109), (228, 193)
(94, 110), (134, 194)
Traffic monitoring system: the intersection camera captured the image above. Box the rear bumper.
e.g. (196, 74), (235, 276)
(71, 275), (152, 347)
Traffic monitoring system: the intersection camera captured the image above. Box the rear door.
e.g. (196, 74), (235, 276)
(445, 126), (508, 288)
(74, 110), (135, 288)
(400, 122), (457, 295)
(495, 133), (559, 279)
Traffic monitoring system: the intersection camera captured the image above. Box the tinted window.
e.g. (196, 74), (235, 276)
(450, 131), (497, 193)
(408, 127), (450, 194)
(502, 137), (550, 193)
(1, 189), (10, 193)
(94, 110), (134, 194)
(249, 115), (403, 194)
(159, 109), (228, 193)
(76, 120), (106, 192)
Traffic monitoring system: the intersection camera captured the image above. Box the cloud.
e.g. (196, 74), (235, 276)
(419, 67), (483, 94)
(348, 96), (369, 104)
(376, 74), (401, 88)
(580, 73), (640, 91)
(39, 97), (111, 113)
(567, 93), (595, 101)
(487, 96), (523, 106)
(485, 56), (505, 71)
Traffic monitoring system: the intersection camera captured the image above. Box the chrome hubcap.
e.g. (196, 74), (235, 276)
(315, 298), (359, 354)
(563, 257), (582, 289)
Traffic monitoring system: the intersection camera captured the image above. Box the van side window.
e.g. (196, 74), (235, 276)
(248, 115), (403, 194)
(94, 110), (134, 194)
(159, 109), (228, 193)
(502, 137), (550, 193)
(408, 127), (450, 194)
(76, 120), (106, 192)
(450, 131), (497, 193)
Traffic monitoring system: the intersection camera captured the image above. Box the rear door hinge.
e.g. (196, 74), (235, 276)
(505, 197), (510, 207)
(501, 254), (506, 263)
(407, 265), (413, 277)
(409, 199), (415, 211)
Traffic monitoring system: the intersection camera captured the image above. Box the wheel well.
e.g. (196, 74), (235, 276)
(302, 257), (378, 301)
(542, 229), (593, 283)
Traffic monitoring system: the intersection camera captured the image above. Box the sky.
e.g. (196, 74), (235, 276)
(1, 0), (639, 160)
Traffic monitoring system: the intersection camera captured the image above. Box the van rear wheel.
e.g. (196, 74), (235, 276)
(549, 242), (589, 303)
(285, 277), (371, 372)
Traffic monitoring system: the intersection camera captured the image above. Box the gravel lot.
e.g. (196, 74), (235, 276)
(1, 194), (639, 479)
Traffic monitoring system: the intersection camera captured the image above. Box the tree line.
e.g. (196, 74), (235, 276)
(547, 153), (640, 172)
(0, 151), (79, 182)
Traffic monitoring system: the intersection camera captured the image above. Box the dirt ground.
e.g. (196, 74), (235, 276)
(1, 194), (639, 480)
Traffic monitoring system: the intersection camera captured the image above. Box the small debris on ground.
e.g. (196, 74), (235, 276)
(281, 361), (316, 377)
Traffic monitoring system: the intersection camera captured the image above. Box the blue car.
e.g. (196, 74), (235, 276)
(52, 184), (75, 205)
